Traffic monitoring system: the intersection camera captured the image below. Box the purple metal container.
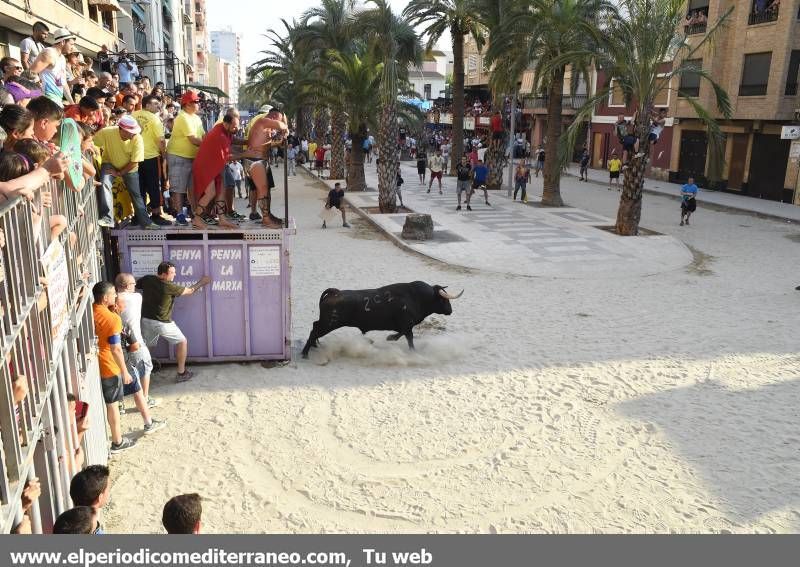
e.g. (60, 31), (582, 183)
(111, 224), (294, 362)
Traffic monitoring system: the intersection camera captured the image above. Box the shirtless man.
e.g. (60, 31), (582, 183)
(240, 105), (289, 228)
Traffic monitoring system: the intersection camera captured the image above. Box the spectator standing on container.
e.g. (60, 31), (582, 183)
(29, 27), (77, 107)
(132, 94), (170, 225)
(455, 154), (471, 211)
(680, 177), (698, 226)
(93, 115), (158, 230)
(167, 91), (205, 225)
(115, 273), (159, 407)
(162, 494), (203, 534)
(19, 22), (49, 74)
(138, 261), (211, 383)
(91, 282), (138, 455)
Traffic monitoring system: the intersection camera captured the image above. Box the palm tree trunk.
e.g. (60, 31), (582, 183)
(542, 67), (565, 207)
(347, 131), (367, 192)
(296, 106), (312, 140)
(615, 131), (651, 235)
(450, 29), (465, 176)
(377, 102), (399, 213)
(485, 138), (507, 189)
(313, 106), (329, 142)
(330, 112), (346, 180)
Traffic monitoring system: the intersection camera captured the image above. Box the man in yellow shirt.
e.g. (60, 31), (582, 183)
(132, 94), (170, 225)
(166, 90), (205, 225)
(94, 115), (158, 229)
(608, 151), (622, 191)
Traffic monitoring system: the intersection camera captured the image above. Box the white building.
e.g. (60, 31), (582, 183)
(210, 29), (241, 103)
(408, 49), (452, 101)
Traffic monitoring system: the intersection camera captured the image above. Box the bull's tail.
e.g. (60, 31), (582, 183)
(319, 288), (340, 307)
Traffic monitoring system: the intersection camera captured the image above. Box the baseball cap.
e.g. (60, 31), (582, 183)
(117, 115), (141, 135)
(258, 104), (273, 113)
(52, 28), (76, 43)
(181, 91), (200, 105)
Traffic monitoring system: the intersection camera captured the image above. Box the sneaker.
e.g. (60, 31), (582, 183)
(456, 205), (461, 211)
(150, 214), (172, 226)
(176, 369), (194, 382)
(174, 214), (189, 226)
(467, 205), (472, 211)
(201, 214), (219, 226)
(110, 437), (137, 454)
(232, 211), (247, 220)
(143, 223), (161, 230)
(485, 201), (491, 206)
(342, 222), (351, 228)
(224, 212), (242, 221)
(249, 212), (262, 221)
(147, 396), (159, 408)
(143, 418), (167, 435)
(98, 219), (114, 228)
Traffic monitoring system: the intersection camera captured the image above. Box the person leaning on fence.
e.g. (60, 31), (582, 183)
(138, 261), (211, 383)
(162, 493), (202, 534)
(91, 281), (138, 455)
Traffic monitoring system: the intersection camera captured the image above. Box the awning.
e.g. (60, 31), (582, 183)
(88, 0), (122, 11)
(180, 84), (230, 99)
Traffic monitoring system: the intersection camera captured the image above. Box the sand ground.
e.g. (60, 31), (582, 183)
(104, 167), (800, 533)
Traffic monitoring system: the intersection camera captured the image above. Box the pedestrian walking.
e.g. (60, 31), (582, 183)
(416, 151), (427, 184)
(427, 149), (444, 194)
(455, 155), (471, 211)
(513, 161), (530, 202)
(579, 147), (590, 181)
(286, 144), (297, 176)
(680, 177), (698, 226)
(468, 159), (491, 208)
(608, 151), (621, 190)
(137, 262), (211, 383)
(534, 146), (545, 177)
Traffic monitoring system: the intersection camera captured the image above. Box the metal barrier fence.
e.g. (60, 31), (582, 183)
(0, 176), (107, 534)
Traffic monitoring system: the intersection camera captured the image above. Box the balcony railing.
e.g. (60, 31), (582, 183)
(748, 6), (779, 25)
(684, 23), (707, 35)
(522, 94), (588, 109)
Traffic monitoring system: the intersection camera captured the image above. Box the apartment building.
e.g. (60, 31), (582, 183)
(409, 50), (450, 101)
(0, 0), (124, 61)
(210, 29), (241, 103)
(670, 0), (800, 203)
(193, 0), (209, 85)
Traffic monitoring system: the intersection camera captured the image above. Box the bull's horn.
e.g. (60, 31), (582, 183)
(439, 288), (464, 300)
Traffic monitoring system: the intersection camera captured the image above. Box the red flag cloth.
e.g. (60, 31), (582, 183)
(192, 123), (232, 197)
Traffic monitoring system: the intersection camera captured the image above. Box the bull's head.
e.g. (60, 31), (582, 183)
(433, 285), (464, 315)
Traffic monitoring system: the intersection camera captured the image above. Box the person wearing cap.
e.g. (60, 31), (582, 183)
(29, 27), (76, 107)
(93, 116), (158, 230)
(132, 95), (170, 225)
(166, 90), (205, 225)
(19, 22), (49, 73)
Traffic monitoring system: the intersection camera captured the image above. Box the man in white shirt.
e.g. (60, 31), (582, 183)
(427, 149), (445, 194)
(114, 273), (158, 408)
(19, 22), (49, 73)
(30, 27), (76, 107)
(116, 49), (139, 85)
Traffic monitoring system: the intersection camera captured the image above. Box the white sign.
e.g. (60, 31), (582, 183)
(129, 247), (164, 278)
(781, 125), (800, 140)
(464, 116), (476, 131)
(790, 140), (800, 159)
(40, 241), (70, 346)
(249, 247), (281, 277)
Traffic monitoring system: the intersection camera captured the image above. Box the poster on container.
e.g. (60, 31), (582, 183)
(249, 247), (281, 277)
(130, 247), (164, 279)
(40, 241), (70, 347)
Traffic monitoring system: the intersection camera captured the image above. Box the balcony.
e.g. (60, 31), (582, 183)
(522, 94), (588, 110)
(683, 7), (708, 35)
(748, 5), (779, 25)
(684, 23), (707, 35)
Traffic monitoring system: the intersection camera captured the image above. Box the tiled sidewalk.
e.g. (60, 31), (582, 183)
(311, 162), (692, 279)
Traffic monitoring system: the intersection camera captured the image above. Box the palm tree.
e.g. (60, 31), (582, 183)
(485, 0), (615, 206)
(319, 50), (384, 191)
(297, 0), (356, 180)
(560, 0), (733, 235)
(404, 0), (485, 176)
(358, 0), (423, 213)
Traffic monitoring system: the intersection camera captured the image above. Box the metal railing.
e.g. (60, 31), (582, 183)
(0, 175), (107, 534)
(684, 23), (708, 35)
(748, 7), (779, 25)
(522, 94), (588, 109)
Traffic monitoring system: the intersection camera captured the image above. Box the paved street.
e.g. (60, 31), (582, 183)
(106, 165), (800, 534)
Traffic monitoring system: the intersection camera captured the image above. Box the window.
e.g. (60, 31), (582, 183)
(654, 78), (671, 107)
(423, 84), (432, 100)
(786, 50), (800, 96)
(739, 52), (771, 96)
(749, 0), (779, 25)
(678, 59), (702, 97)
(59, 0), (84, 14)
(609, 80), (625, 106)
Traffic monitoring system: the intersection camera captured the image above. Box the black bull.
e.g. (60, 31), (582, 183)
(301, 281), (463, 358)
